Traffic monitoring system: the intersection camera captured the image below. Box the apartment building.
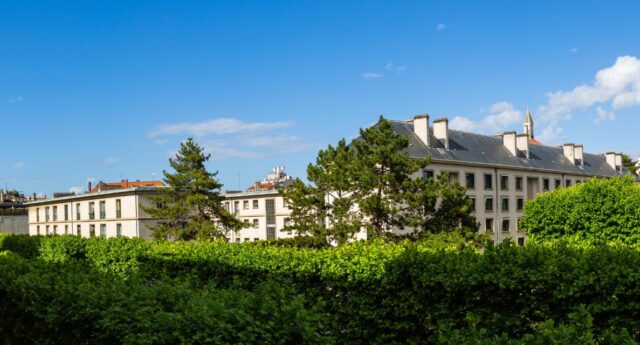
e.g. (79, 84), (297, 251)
(26, 181), (165, 239)
(222, 167), (294, 242)
(389, 112), (629, 244)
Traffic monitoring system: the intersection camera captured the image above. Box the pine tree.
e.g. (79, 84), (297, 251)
(143, 138), (242, 240)
(351, 116), (430, 238)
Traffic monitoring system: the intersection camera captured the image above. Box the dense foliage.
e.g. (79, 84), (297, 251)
(281, 116), (477, 244)
(521, 176), (640, 244)
(0, 234), (639, 344)
(142, 138), (242, 240)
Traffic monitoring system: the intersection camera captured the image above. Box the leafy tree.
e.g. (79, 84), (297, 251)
(622, 153), (638, 174)
(351, 116), (430, 238)
(142, 138), (242, 240)
(401, 174), (478, 240)
(281, 139), (361, 245)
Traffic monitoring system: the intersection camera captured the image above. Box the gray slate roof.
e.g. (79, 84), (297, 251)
(390, 120), (628, 178)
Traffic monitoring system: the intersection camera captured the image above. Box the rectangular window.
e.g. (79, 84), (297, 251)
(45, 207), (50, 221)
(470, 198), (476, 213)
(233, 201), (239, 214)
(502, 219), (510, 232)
(100, 224), (107, 237)
(517, 198), (524, 211)
(501, 197), (509, 212)
(46, 225), (50, 235)
(517, 237), (525, 246)
(423, 170), (434, 180)
(53, 225), (57, 235)
(485, 218), (494, 233)
(543, 178), (550, 191)
(224, 202), (230, 211)
(64, 225), (68, 235)
(565, 179), (572, 188)
(89, 225), (96, 237)
(465, 173), (475, 189)
(253, 200), (259, 209)
(244, 238), (250, 242)
(243, 201), (249, 210)
(254, 238), (259, 242)
(485, 198), (494, 212)
(89, 202), (95, 220)
(484, 174), (493, 189)
(76, 203), (81, 220)
(116, 199), (122, 218)
(500, 175), (509, 191)
(515, 176), (523, 191)
(447, 172), (459, 183)
(99, 201), (106, 219)
(64, 205), (69, 221)
(252, 219), (259, 228)
(235, 238), (241, 243)
(555, 179), (562, 189)
(116, 223), (122, 237)
(36, 208), (40, 222)
(77, 225), (81, 236)
(53, 206), (58, 221)
(36, 226), (40, 235)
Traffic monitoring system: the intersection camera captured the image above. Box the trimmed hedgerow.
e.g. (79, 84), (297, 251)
(1, 235), (640, 344)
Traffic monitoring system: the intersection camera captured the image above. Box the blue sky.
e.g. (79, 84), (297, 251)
(2, 0), (640, 196)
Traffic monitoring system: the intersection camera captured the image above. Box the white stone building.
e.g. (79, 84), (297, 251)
(388, 112), (629, 244)
(26, 184), (165, 239)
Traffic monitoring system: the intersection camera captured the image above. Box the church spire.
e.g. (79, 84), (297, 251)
(524, 108), (534, 139)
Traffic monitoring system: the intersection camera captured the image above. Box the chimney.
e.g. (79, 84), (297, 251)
(574, 145), (584, 166)
(413, 114), (430, 147)
(88, 181), (92, 193)
(516, 134), (530, 159)
(502, 131), (517, 156)
(563, 143), (575, 164)
(433, 118), (449, 149)
(606, 152), (617, 170)
(616, 153), (623, 171)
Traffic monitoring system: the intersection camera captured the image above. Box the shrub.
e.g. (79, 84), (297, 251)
(521, 176), (640, 244)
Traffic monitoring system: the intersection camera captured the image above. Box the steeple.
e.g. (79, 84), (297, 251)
(524, 108), (534, 139)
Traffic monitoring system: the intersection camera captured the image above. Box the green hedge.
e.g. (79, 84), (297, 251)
(521, 176), (640, 244)
(1, 235), (640, 344)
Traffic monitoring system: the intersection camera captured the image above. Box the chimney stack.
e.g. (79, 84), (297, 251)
(574, 145), (584, 166)
(502, 131), (517, 156)
(616, 153), (623, 171)
(433, 118), (449, 149)
(413, 114), (430, 147)
(516, 134), (530, 159)
(88, 181), (92, 193)
(563, 143), (575, 164)
(606, 152), (617, 170)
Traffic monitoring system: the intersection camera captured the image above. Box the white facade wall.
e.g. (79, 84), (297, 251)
(27, 189), (161, 239)
(223, 191), (292, 242)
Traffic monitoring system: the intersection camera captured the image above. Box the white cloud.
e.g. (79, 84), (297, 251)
(385, 63), (407, 73)
(537, 125), (563, 144)
(361, 72), (383, 80)
(594, 106), (616, 124)
(534, 55), (640, 143)
(103, 157), (118, 165)
(69, 186), (84, 195)
(8, 96), (23, 103)
(12, 161), (26, 169)
(148, 118), (294, 138)
(436, 23), (446, 31)
(450, 102), (522, 133)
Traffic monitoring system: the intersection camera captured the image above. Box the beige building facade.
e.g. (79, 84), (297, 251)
(26, 187), (163, 239)
(223, 190), (293, 242)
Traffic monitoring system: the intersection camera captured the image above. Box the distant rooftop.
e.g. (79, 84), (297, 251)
(89, 179), (165, 193)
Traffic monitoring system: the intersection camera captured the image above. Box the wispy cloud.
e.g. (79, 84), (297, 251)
(569, 48), (578, 53)
(148, 118), (294, 138)
(103, 157), (118, 165)
(436, 23), (446, 31)
(385, 63), (407, 73)
(594, 106), (615, 124)
(450, 102), (522, 133)
(8, 96), (23, 103)
(361, 72), (383, 80)
(150, 117), (316, 160)
(69, 186), (84, 194)
(12, 161), (26, 169)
